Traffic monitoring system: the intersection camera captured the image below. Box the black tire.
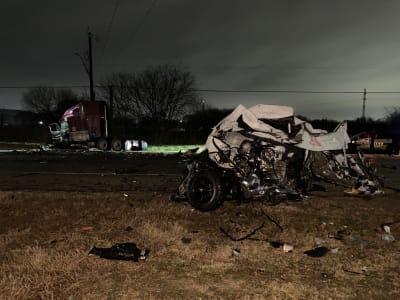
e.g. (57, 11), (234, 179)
(96, 138), (108, 151)
(186, 170), (222, 211)
(111, 138), (123, 151)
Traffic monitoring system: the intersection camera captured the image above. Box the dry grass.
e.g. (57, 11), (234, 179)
(1, 189), (400, 299)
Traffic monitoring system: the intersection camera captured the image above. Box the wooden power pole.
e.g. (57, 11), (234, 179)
(88, 31), (95, 101)
(362, 88), (366, 120)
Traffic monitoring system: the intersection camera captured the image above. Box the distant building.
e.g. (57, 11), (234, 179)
(0, 109), (39, 127)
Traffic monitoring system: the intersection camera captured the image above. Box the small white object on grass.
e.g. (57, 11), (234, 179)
(383, 225), (391, 233)
(283, 244), (293, 253)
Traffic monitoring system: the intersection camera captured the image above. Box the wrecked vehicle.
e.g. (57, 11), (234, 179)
(175, 104), (383, 211)
(48, 100), (148, 151)
(48, 100), (121, 151)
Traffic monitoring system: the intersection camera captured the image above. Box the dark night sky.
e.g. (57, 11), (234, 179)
(1, 0), (400, 120)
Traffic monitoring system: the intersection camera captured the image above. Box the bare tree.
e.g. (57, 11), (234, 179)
(99, 72), (139, 119)
(54, 89), (80, 117)
(22, 86), (79, 121)
(131, 64), (200, 121)
(100, 65), (200, 122)
(385, 107), (400, 135)
(22, 86), (57, 115)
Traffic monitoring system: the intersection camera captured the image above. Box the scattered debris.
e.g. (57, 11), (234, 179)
(220, 223), (265, 241)
(283, 244), (294, 253)
(328, 229), (351, 240)
(382, 233), (395, 242)
(380, 223), (397, 242)
(39, 144), (53, 151)
(81, 226), (93, 232)
(269, 241), (284, 248)
(89, 243), (149, 262)
(383, 225), (391, 234)
(232, 248), (241, 256)
(381, 220), (400, 228)
(352, 176), (383, 195)
(343, 267), (370, 276)
(304, 246), (330, 257)
(262, 209), (284, 232)
(330, 247), (339, 254)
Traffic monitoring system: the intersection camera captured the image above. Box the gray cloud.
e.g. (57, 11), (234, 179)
(1, 0), (399, 119)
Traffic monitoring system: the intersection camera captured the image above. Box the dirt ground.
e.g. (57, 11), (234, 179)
(0, 150), (399, 299)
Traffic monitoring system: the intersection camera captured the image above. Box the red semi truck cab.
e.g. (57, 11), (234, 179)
(49, 100), (120, 150)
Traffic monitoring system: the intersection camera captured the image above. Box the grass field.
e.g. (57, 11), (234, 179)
(1, 188), (399, 299)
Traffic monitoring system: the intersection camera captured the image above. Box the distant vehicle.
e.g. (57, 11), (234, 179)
(349, 131), (399, 154)
(48, 100), (123, 151)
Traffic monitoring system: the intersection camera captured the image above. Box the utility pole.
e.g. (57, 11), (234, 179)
(108, 85), (114, 136)
(88, 31), (95, 101)
(362, 88), (367, 121)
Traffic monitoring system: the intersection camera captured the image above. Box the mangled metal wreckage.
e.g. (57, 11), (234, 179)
(176, 104), (383, 211)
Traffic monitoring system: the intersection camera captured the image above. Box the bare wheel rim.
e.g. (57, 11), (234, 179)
(189, 175), (214, 204)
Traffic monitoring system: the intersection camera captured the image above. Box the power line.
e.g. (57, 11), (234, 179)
(0, 85), (89, 89)
(100, 0), (121, 65)
(1, 85), (400, 94)
(116, 0), (159, 60)
(197, 89), (364, 94)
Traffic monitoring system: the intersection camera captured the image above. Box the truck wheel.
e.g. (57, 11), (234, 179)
(111, 139), (122, 151)
(186, 169), (222, 211)
(96, 138), (108, 151)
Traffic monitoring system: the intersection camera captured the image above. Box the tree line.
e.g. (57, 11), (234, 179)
(23, 64), (201, 123)
(22, 64), (210, 143)
(21, 63), (400, 144)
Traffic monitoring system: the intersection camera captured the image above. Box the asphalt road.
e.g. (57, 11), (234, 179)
(0, 150), (399, 195)
(0, 151), (186, 192)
